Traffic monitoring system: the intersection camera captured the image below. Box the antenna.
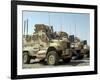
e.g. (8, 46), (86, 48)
(74, 15), (77, 37)
(48, 12), (50, 26)
(24, 20), (26, 36)
(60, 15), (63, 32)
(75, 23), (76, 37)
(69, 24), (71, 35)
(27, 19), (28, 35)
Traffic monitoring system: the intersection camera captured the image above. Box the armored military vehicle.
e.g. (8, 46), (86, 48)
(23, 24), (72, 65)
(69, 35), (90, 59)
(49, 30), (90, 60)
(80, 40), (90, 58)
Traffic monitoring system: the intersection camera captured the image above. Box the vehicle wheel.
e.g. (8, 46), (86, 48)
(72, 54), (79, 60)
(73, 53), (83, 60)
(47, 51), (59, 65)
(86, 51), (90, 58)
(63, 58), (71, 63)
(79, 55), (84, 59)
(23, 52), (30, 64)
(85, 53), (89, 58)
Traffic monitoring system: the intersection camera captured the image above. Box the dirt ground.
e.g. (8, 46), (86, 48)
(22, 58), (89, 69)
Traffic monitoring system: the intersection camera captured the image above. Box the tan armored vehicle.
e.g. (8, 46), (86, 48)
(80, 40), (90, 58)
(23, 24), (72, 65)
(69, 35), (89, 59)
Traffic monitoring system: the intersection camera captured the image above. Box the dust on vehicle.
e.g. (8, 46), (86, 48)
(23, 24), (72, 65)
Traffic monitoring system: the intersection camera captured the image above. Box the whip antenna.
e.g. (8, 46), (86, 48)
(27, 19), (28, 35)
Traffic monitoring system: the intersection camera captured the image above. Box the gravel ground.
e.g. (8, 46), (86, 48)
(22, 58), (90, 69)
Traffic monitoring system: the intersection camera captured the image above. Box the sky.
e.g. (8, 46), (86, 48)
(23, 11), (90, 45)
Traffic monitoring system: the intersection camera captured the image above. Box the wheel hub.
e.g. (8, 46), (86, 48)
(48, 55), (55, 65)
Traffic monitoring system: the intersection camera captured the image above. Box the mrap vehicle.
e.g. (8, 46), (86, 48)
(69, 35), (89, 59)
(23, 24), (72, 65)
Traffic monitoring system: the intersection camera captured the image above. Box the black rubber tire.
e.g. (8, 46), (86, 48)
(78, 54), (84, 59)
(86, 50), (90, 58)
(23, 52), (30, 64)
(72, 53), (79, 60)
(72, 51), (84, 60)
(47, 51), (59, 65)
(63, 58), (71, 63)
